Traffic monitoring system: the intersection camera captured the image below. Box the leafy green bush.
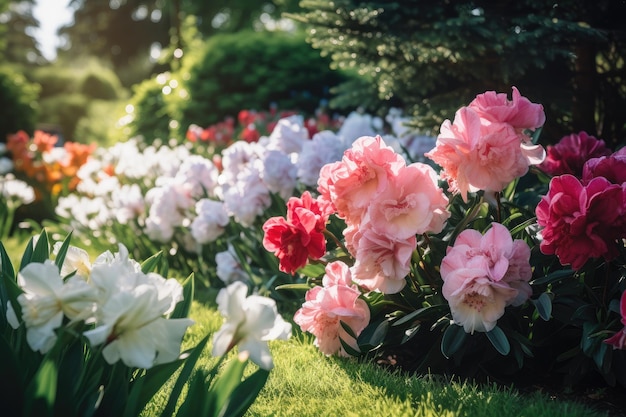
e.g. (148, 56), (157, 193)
(79, 69), (123, 100)
(174, 30), (348, 134)
(0, 65), (39, 140)
(29, 66), (77, 99)
(126, 75), (174, 143)
(37, 94), (89, 143)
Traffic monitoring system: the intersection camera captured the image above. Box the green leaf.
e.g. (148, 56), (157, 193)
(24, 359), (57, 417)
(297, 262), (326, 278)
(274, 283), (314, 292)
(441, 324), (467, 358)
(209, 355), (248, 416)
(531, 269), (575, 286)
(339, 320), (358, 340)
(531, 292), (552, 321)
(19, 235), (36, 271)
(392, 304), (449, 327)
(160, 334), (210, 417)
(0, 334), (24, 413)
(218, 367), (270, 417)
(54, 231), (73, 273)
(140, 251), (163, 274)
(171, 273), (194, 319)
(357, 319), (389, 351)
(30, 229), (51, 264)
(486, 326), (510, 355)
(339, 336), (362, 357)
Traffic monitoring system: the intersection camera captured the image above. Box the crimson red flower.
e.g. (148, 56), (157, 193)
(540, 131), (611, 177)
(263, 192), (327, 275)
(536, 174), (626, 270)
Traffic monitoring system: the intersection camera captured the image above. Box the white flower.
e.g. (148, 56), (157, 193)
(112, 183), (145, 224)
(84, 244), (192, 369)
(261, 150), (297, 200)
(8, 260), (98, 353)
(296, 130), (347, 187)
(216, 245), (249, 285)
(175, 155), (219, 198)
(190, 199), (229, 244)
(212, 281), (291, 370)
(53, 242), (92, 280)
(337, 110), (379, 143)
(222, 164), (271, 227)
(0, 174), (35, 207)
(267, 115), (308, 154)
(83, 285), (193, 369)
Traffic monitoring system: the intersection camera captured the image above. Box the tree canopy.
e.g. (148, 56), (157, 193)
(292, 0), (626, 146)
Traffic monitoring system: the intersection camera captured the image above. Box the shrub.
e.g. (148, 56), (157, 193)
(174, 30), (348, 134)
(0, 65), (39, 141)
(79, 69), (123, 100)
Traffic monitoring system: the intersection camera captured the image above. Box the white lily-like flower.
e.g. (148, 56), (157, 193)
(83, 243), (192, 368)
(53, 242), (92, 280)
(7, 260), (98, 353)
(212, 281), (291, 370)
(83, 284), (193, 369)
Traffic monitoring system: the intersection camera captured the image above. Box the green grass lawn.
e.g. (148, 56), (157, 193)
(0, 235), (610, 417)
(142, 294), (609, 417)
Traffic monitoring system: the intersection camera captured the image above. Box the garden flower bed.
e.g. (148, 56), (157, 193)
(2, 87), (625, 416)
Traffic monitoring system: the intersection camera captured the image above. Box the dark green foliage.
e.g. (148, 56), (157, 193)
(30, 67), (77, 99)
(37, 94), (89, 143)
(79, 70), (123, 100)
(127, 76), (173, 142)
(175, 30), (348, 130)
(0, 66), (39, 141)
(292, 0), (626, 146)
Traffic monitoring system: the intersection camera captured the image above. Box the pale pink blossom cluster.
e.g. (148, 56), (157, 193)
(426, 87), (546, 202)
(440, 223), (532, 333)
(318, 135), (450, 293)
(293, 261), (370, 356)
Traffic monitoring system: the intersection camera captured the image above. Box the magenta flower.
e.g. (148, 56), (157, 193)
(582, 152), (626, 185)
(540, 131), (612, 177)
(440, 223), (532, 333)
(536, 175), (626, 270)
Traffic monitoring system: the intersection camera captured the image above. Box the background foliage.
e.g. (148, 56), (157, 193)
(291, 0), (626, 147)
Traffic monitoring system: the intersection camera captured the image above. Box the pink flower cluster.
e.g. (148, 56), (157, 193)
(425, 87), (546, 202)
(262, 191), (331, 275)
(441, 223), (532, 333)
(293, 261), (370, 356)
(318, 135), (450, 293)
(536, 139), (626, 270)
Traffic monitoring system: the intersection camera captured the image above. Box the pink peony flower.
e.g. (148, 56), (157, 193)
(426, 106), (544, 202)
(349, 223), (416, 294)
(318, 135), (405, 225)
(367, 162), (450, 239)
(536, 175), (626, 270)
(540, 131), (612, 177)
(468, 86), (546, 130)
(440, 223), (532, 333)
(293, 262), (370, 356)
(605, 290), (626, 350)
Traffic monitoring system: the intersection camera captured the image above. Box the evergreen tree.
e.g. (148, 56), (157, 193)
(291, 0), (626, 146)
(2, 0), (45, 66)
